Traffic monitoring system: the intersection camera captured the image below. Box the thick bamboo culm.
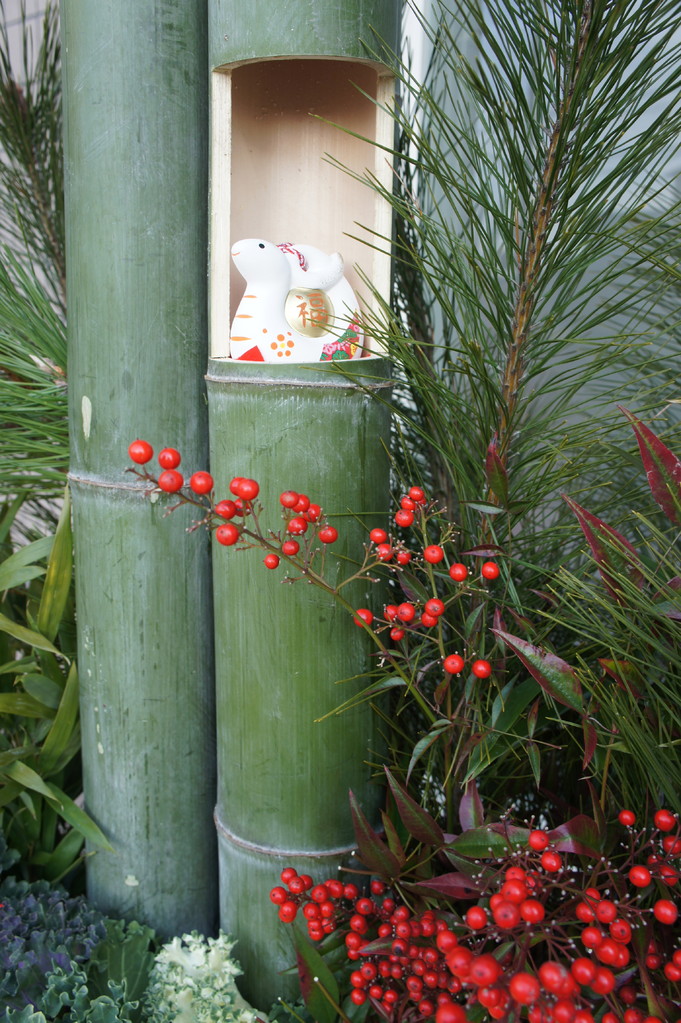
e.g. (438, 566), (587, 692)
(208, 359), (392, 1007)
(62, 0), (217, 935)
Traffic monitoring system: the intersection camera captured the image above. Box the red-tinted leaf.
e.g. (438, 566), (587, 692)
(381, 810), (406, 861)
(485, 438), (509, 505)
(582, 716), (598, 769)
(621, 406), (681, 527)
(598, 658), (644, 698)
(358, 936), (393, 956)
(492, 606), (507, 641)
(460, 544), (504, 556)
(526, 698), (539, 738)
(548, 814), (601, 857)
(292, 923), (339, 1023)
(415, 871), (484, 899)
(385, 768), (444, 847)
(349, 790), (404, 877)
(563, 494), (643, 600)
(492, 629), (582, 712)
(459, 779), (484, 831)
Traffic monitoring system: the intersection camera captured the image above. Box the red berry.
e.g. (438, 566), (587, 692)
(350, 990), (366, 1006)
(570, 957), (596, 986)
(528, 829), (549, 851)
(279, 490), (298, 508)
(215, 499), (237, 519)
(263, 554), (280, 569)
(653, 898), (678, 924)
(540, 850), (562, 872)
(269, 885), (288, 904)
(492, 899), (521, 929)
(128, 439), (153, 464)
(424, 545), (444, 564)
(293, 493), (310, 513)
(629, 865), (652, 888)
(396, 550), (412, 565)
(443, 654), (465, 674)
(581, 926), (604, 949)
(400, 495), (416, 511)
(395, 509), (414, 528)
(306, 503), (322, 522)
(618, 809), (636, 826)
(390, 627), (405, 641)
(278, 900), (298, 922)
(384, 604), (399, 621)
(519, 898), (545, 923)
(472, 659), (492, 678)
(318, 526), (338, 544)
(509, 972), (540, 1005)
(654, 809), (677, 832)
(396, 602), (416, 623)
(408, 486), (426, 503)
(420, 612), (439, 627)
(594, 899), (617, 923)
(281, 540), (300, 556)
(158, 447), (181, 469)
(158, 469), (184, 492)
(190, 471), (213, 494)
(375, 543), (393, 560)
(280, 867), (297, 883)
(465, 905), (488, 930)
(609, 918), (632, 943)
(663, 835), (681, 856)
(215, 523), (239, 546)
(287, 516), (308, 535)
(236, 478), (259, 501)
(229, 476), (244, 495)
(434, 1002), (466, 1023)
(481, 560), (500, 579)
(354, 608), (374, 627)
(448, 563), (468, 581)
(469, 954), (501, 987)
(538, 961), (568, 994)
(424, 598), (445, 617)
(590, 966), (615, 994)
(370, 528), (388, 544)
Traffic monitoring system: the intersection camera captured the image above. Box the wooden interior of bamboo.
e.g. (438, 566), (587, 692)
(210, 58), (393, 358)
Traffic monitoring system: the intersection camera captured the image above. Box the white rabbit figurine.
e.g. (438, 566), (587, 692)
(229, 239), (365, 362)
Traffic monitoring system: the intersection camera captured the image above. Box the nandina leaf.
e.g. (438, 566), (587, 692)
(460, 544), (504, 556)
(407, 719), (452, 782)
(458, 779), (484, 831)
(620, 406), (681, 526)
(563, 494), (643, 600)
(548, 814), (601, 858)
(385, 768), (444, 847)
(492, 629), (582, 712)
(582, 716), (598, 769)
(381, 809), (406, 861)
(292, 922), (339, 1023)
(598, 658), (643, 698)
(358, 936), (393, 956)
(447, 823), (529, 859)
(349, 789), (404, 877)
(485, 439), (509, 505)
(415, 871), (484, 899)
(527, 741), (541, 787)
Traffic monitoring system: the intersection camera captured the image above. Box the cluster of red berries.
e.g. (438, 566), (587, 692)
(272, 812), (681, 1023)
(127, 440), (341, 569)
(352, 498), (498, 678)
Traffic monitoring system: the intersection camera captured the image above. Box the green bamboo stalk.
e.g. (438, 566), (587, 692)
(208, 359), (392, 1007)
(207, 0), (399, 1003)
(62, 0), (217, 935)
